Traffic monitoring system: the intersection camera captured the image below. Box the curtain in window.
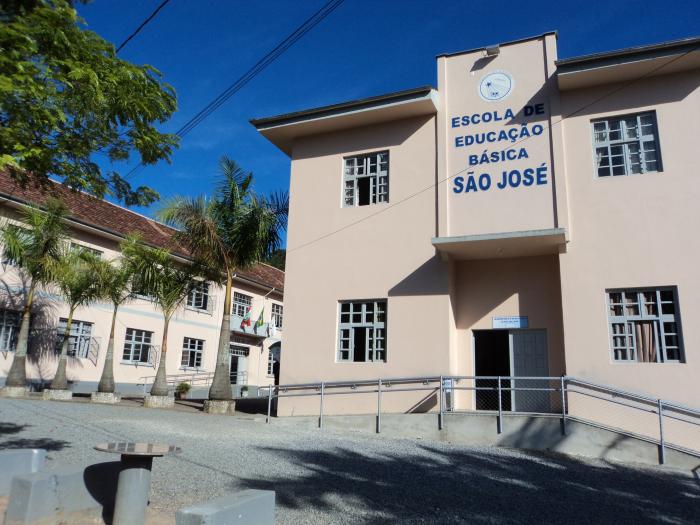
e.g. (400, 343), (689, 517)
(635, 321), (657, 363)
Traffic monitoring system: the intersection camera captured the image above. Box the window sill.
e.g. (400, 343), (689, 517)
(610, 360), (686, 365)
(120, 361), (152, 367)
(184, 306), (212, 315)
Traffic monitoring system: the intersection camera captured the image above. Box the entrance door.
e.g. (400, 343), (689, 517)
(511, 330), (549, 412)
(473, 330), (510, 410)
(230, 345), (249, 385)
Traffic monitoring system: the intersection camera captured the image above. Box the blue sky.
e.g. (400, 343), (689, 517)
(77, 0), (699, 238)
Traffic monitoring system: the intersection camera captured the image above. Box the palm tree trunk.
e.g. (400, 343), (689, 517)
(209, 270), (233, 401)
(97, 305), (118, 393)
(50, 308), (74, 391)
(150, 314), (170, 397)
(5, 282), (36, 388)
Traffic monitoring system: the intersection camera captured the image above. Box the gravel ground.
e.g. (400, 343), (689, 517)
(1, 398), (699, 525)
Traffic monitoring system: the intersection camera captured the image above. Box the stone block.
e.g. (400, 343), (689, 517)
(144, 394), (175, 408)
(90, 392), (122, 404)
(0, 450), (46, 496)
(203, 400), (236, 415)
(0, 386), (28, 398)
(3, 463), (119, 525)
(41, 389), (73, 401)
(176, 490), (275, 525)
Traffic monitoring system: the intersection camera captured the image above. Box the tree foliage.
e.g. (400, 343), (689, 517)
(1, 197), (68, 285)
(157, 156), (288, 401)
(122, 238), (197, 320)
(0, 0), (178, 206)
(265, 248), (286, 271)
(158, 157), (288, 282)
(54, 248), (103, 312)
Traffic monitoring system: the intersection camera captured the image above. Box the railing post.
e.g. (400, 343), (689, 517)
(438, 375), (444, 431)
(319, 382), (325, 429)
(497, 376), (503, 434)
(266, 386), (273, 424)
(658, 399), (666, 465)
(560, 376), (567, 436)
(376, 379), (382, 434)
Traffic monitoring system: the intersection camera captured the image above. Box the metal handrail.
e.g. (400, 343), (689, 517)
(259, 374), (700, 462)
(137, 370), (215, 394)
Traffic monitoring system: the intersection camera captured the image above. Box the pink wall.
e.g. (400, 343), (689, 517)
(558, 69), (700, 408)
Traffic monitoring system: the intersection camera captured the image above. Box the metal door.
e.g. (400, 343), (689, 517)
(510, 330), (550, 412)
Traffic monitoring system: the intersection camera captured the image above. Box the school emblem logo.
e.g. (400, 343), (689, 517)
(479, 71), (514, 102)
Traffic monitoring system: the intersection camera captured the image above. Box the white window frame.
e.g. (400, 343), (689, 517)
(186, 281), (210, 312)
(56, 318), (93, 359)
(229, 343), (249, 385)
(122, 328), (153, 364)
(607, 287), (684, 363)
(0, 308), (20, 353)
(267, 349), (275, 376)
(232, 292), (252, 318)
(592, 111), (661, 177)
(271, 303), (283, 330)
(180, 337), (204, 369)
(337, 300), (387, 362)
(342, 151), (389, 207)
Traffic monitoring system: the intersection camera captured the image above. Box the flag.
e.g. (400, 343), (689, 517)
(254, 308), (264, 334)
(240, 306), (251, 331)
(268, 313), (277, 338)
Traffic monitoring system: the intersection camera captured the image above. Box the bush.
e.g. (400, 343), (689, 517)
(175, 382), (191, 395)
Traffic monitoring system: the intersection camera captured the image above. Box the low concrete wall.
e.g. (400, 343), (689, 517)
(176, 490), (275, 525)
(4, 462), (119, 525)
(270, 411), (700, 470)
(0, 450), (46, 496)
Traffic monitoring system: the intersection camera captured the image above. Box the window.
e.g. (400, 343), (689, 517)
(131, 276), (154, 301)
(343, 151), (389, 207)
(70, 242), (103, 258)
(338, 300), (386, 362)
(271, 303), (283, 329)
(607, 288), (683, 363)
(122, 328), (153, 364)
(187, 281), (210, 311)
(181, 337), (204, 368)
(0, 309), (20, 353)
(232, 292), (252, 317)
(592, 112), (661, 177)
(55, 319), (93, 358)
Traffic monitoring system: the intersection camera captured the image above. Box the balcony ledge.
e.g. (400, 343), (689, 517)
(432, 228), (568, 261)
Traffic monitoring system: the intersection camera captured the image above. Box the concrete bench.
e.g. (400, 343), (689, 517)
(176, 490), (275, 525)
(4, 462), (119, 525)
(0, 449), (46, 496)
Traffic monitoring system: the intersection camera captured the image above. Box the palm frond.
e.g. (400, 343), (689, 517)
(54, 250), (104, 310)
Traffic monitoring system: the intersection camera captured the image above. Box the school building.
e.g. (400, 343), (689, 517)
(0, 171), (284, 397)
(252, 32), (700, 444)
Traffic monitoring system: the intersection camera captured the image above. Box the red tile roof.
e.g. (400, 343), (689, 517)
(0, 171), (284, 291)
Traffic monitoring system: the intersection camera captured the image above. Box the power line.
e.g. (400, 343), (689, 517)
(116, 0), (172, 54)
(124, 0), (345, 181)
(286, 42), (700, 254)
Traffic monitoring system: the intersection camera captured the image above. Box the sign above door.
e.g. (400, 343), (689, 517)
(492, 316), (529, 329)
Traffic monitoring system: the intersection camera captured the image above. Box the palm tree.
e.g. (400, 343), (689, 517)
(124, 240), (198, 398)
(93, 240), (137, 394)
(1, 198), (68, 390)
(158, 157), (288, 402)
(50, 250), (103, 391)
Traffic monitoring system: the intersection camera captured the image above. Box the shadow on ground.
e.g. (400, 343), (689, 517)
(237, 445), (700, 525)
(0, 421), (70, 451)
